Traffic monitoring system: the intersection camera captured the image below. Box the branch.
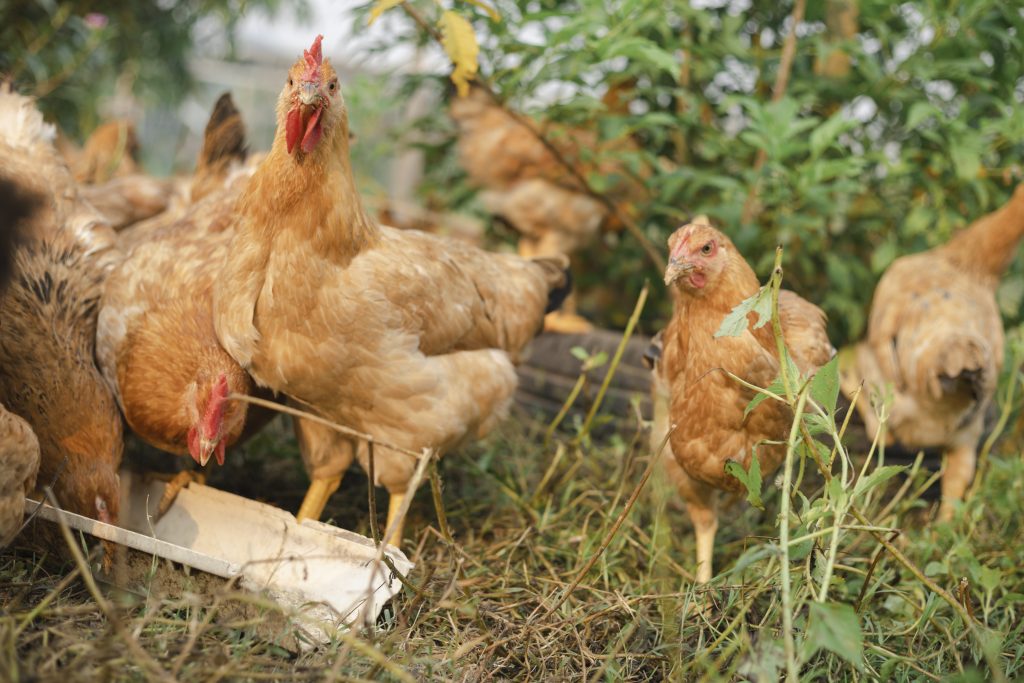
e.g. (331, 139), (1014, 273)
(740, 0), (807, 226)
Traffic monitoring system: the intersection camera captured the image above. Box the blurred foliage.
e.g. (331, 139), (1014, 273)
(0, 0), (300, 140)
(368, 0), (1024, 343)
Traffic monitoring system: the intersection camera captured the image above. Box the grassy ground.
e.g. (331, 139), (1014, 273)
(2, 395), (1024, 681)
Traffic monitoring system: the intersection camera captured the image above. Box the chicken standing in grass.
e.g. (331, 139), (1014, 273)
(213, 35), (570, 540)
(840, 186), (1024, 521)
(0, 88), (124, 525)
(656, 222), (832, 582)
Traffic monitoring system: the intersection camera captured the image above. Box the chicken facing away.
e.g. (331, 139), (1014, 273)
(0, 88), (124, 524)
(655, 222), (832, 583)
(213, 35), (571, 541)
(449, 84), (647, 334)
(840, 186), (1024, 521)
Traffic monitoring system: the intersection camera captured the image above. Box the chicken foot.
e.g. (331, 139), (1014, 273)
(155, 470), (207, 518)
(938, 441), (977, 522)
(296, 475), (343, 522)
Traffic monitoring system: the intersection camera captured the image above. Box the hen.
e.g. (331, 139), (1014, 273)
(656, 222), (832, 582)
(450, 84), (647, 333)
(840, 186), (1024, 520)
(213, 35), (570, 540)
(0, 89), (124, 524)
(0, 177), (42, 547)
(97, 94), (270, 485)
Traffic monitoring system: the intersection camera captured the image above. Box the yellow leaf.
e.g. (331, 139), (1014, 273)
(368, 0), (405, 25)
(439, 10), (479, 97)
(461, 0), (501, 22)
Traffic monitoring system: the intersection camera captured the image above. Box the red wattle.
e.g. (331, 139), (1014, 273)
(301, 106), (323, 153)
(215, 440), (226, 466)
(286, 107), (303, 153)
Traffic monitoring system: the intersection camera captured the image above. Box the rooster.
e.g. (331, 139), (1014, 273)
(213, 35), (570, 540)
(0, 88), (124, 525)
(840, 186), (1024, 520)
(656, 222), (832, 582)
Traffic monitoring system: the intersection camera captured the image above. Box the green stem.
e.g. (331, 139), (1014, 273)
(779, 387), (810, 682)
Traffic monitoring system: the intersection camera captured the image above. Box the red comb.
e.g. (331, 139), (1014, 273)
(302, 34), (324, 81)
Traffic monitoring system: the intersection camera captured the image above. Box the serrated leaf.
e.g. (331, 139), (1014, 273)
(803, 602), (864, 670)
(853, 465), (906, 497)
(715, 286), (772, 338)
(440, 10), (479, 97)
(724, 457), (763, 510)
(809, 356), (840, 414)
(368, 0), (405, 25)
(460, 0), (501, 22)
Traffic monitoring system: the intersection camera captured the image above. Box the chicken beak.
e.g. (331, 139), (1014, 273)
(664, 260), (696, 286)
(198, 438), (217, 467)
(299, 81), (320, 106)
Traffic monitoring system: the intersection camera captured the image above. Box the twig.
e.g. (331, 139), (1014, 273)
(574, 282), (649, 442)
(740, 0), (808, 225)
(228, 394), (422, 460)
(367, 441), (380, 545)
(778, 387), (810, 683)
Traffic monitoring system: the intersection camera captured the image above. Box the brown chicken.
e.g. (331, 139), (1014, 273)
(449, 84), (647, 333)
(213, 35), (570, 540)
(0, 88), (124, 524)
(0, 176), (42, 548)
(656, 222), (832, 582)
(73, 119), (139, 183)
(840, 186), (1024, 520)
(97, 93), (273, 499)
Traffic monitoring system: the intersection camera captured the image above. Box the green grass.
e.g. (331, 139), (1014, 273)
(2, 404), (1024, 681)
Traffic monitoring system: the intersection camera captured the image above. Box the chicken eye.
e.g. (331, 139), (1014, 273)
(701, 242), (713, 255)
(288, 77), (294, 87)
(329, 81), (337, 92)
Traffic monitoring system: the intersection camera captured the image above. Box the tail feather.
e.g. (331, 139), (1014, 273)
(197, 93), (247, 171)
(528, 254), (572, 313)
(913, 334), (994, 402)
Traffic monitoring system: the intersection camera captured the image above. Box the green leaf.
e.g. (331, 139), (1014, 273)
(570, 346), (590, 362)
(715, 286), (772, 338)
(604, 38), (679, 80)
(950, 137), (982, 181)
(745, 376), (785, 417)
(906, 101), (939, 130)
(853, 465), (906, 497)
(724, 456), (763, 510)
(803, 602), (864, 670)
(810, 111), (853, 158)
(809, 356), (840, 414)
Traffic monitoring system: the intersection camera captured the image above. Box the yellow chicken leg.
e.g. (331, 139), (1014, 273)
(384, 491), (407, 547)
(156, 470), (207, 518)
(297, 475), (343, 522)
(938, 442), (977, 522)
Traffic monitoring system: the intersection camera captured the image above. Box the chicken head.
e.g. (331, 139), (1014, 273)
(186, 371), (234, 467)
(664, 222), (732, 293)
(281, 34), (347, 156)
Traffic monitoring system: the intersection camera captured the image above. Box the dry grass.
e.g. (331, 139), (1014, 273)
(3, 399), (1024, 681)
